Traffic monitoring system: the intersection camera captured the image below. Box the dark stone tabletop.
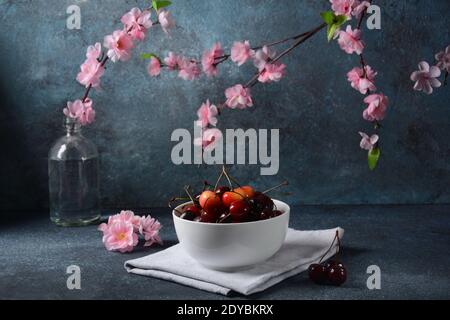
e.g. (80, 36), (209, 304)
(1, 205), (449, 300)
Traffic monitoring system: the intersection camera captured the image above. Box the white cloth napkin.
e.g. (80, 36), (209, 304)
(125, 227), (344, 296)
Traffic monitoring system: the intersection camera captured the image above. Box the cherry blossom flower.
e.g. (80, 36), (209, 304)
(363, 93), (389, 122)
(78, 105), (96, 126)
(337, 25), (364, 55)
(194, 128), (223, 151)
(158, 10), (176, 34)
(164, 52), (181, 70)
(178, 57), (201, 80)
(76, 58), (105, 88)
(202, 43), (224, 77)
(100, 220), (138, 253)
(253, 45), (276, 70)
(63, 100), (84, 119)
(100, 210), (142, 232)
(359, 132), (379, 151)
(330, 0), (357, 18)
(435, 45), (450, 73)
(352, 1), (370, 19)
(258, 62), (286, 83)
(86, 43), (102, 60)
(104, 30), (135, 62)
(410, 61), (441, 95)
(347, 65), (377, 94)
(196, 100), (218, 128)
(231, 41), (253, 66)
(139, 216), (163, 247)
(147, 57), (161, 77)
(63, 99), (96, 126)
(225, 84), (253, 109)
(121, 8), (153, 41)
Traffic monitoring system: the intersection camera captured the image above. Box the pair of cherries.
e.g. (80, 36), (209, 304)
(308, 231), (347, 286)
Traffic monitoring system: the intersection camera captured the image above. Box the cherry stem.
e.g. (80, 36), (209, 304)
(318, 231), (339, 264)
(444, 71), (449, 86)
(183, 185), (196, 203)
(218, 213), (231, 223)
(262, 181), (289, 194)
(214, 171), (224, 191)
(221, 166), (234, 189)
(228, 173), (242, 188)
(168, 197), (189, 215)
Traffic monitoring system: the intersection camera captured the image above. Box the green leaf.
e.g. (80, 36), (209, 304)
(320, 11), (335, 25)
(368, 148), (381, 171)
(152, 0), (172, 11)
(141, 53), (159, 60)
(335, 15), (348, 26)
(327, 24), (339, 42)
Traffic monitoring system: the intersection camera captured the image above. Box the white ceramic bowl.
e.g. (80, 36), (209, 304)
(173, 200), (290, 271)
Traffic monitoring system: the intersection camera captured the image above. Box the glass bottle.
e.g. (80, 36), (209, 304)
(48, 117), (101, 226)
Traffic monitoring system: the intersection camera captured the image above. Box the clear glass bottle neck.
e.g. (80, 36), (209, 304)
(64, 117), (82, 136)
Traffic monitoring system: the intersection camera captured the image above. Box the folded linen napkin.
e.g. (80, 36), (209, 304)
(125, 227), (344, 296)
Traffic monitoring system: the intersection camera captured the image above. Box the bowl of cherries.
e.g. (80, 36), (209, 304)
(171, 167), (290, 271)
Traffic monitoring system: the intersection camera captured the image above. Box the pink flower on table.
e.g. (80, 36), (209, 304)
(196, 100), (218, 128)
(164, 52), (181, 70)
(63, 99), (96, 126)
(435, 45), (450, 73)
(330, 0), (357, 18)
(225, 84), (253, 109)
(104, 30), (135, 63)
(194, 128), (223, 151)
(147, 57), (161, 77)
(178, 58), (201, 81)
(363, 93), (389, 122)
(359, 132), (379, 151)
(76, 58), (105, 88)
(347, 65), (377, 94)
(202, 43), (224, 77)
(100, 220), (138, 253)
(258, 62), (286, 83)
(86, 43), (102, 60)
(352, 1), (370, 19)
(337, 26), (364, 55)
(410, 61), (441, 95)
(231, 41), (253, 66)
(139, 216), (163, 247)
(158, 10), (176, 34)
(121, 8), (153, 41)
(253, 45), (276, 70)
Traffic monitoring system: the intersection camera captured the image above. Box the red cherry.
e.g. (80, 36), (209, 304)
(215, 186), (231, 199)
(180, 212), (196, 221)
(324, 260), (344, 270)
(327, 266), (347, 286)
(234, 186), (255, 199)
(271, 210), (283, 218)
(222, 191), (245, 208)
(229, 200), (251, 222)
(200, 210), (218, 223)
(199, 191), (221, 214)
(184, 205), (201, 217)
(259, 208), (273, 220)
(308, 264), (328, 285)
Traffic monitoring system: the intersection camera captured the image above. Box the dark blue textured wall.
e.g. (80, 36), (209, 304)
(0, 0), (449, 212)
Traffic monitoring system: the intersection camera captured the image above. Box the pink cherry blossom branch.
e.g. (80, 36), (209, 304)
(244, 23), (327, 89)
